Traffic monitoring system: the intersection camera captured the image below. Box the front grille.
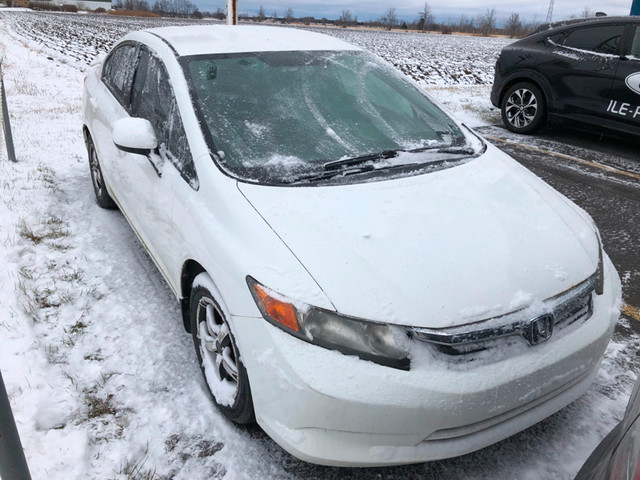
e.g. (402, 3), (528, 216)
(410, 273), (596, 356)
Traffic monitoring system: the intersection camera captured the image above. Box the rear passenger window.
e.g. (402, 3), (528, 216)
(131, 48), (199, 189)
(560, 25), (625, 55)
(102, 44), (139, 105)
(629, 26), (640, 58)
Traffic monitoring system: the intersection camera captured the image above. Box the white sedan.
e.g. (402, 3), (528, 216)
(82, 25), (622, 467)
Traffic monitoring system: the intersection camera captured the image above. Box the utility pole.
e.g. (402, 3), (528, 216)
(226, 0), (237, 25)
(546, 0), (554, 23)
(0, 370), (32, 480)
(0, 56), (16, 163)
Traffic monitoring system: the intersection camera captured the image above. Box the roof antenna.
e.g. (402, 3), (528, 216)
(546, 0), (554, 23)
(226, 0), (238, 25)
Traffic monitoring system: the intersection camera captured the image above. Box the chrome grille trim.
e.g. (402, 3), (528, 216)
(410, 273), (596, 353)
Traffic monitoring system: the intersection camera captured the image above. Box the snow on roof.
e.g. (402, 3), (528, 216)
(144, 25), (362, 57)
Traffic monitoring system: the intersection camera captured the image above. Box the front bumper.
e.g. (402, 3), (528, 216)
(232, 257), (621, 466)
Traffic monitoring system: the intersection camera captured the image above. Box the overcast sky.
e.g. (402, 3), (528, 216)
(197, 0), (635, 23)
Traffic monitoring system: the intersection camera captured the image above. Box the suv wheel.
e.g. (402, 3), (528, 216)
(501, 82), (546, 134)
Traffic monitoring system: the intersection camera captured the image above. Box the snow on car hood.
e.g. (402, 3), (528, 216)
(237, 146), (599, 329)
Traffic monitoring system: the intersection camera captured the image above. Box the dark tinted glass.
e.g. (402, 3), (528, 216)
(630, 26), (640, 57)
(561, 25), (625, 54)
(131, 48), (198, 189)
(102, 44), (138, 104)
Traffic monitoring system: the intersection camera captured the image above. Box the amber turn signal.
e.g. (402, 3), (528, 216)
(251, 283), (300, 332)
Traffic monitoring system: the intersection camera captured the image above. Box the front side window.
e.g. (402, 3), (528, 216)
(102, 43), (139, 105)
(560, 25), (625, 55)
(131, 48), (198, 189)
(184, 50), (479, 185)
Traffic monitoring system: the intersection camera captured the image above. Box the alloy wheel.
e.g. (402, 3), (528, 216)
(505, 88), (538, 129)
(196, 296), (240, 399)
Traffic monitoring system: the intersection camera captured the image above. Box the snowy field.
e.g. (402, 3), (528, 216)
(1, 10), (507, 125)
(0, 10), (638, 479)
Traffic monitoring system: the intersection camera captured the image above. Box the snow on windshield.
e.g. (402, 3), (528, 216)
(185, 50), (467, 183)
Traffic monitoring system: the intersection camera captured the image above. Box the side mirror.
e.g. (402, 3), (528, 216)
(112, 118), (158, 156)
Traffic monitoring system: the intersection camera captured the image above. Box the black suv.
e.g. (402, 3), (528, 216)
(491, 17), (640, 136)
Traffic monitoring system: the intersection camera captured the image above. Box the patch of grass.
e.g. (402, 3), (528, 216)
(18, 266), (35, 280)
(36, 164), (59, 191)
(97, 371), (114, 389)
(86, 286), (104, 300)
(62, 370), (78, 388)
(18, 219), (70, 245)
(84, 352), (104, 362)
(86, 393), (116, 419)
(45, 215), (64, 225)
(16, 279), (38, 321)
(60, 267), (85, 283)
(48, 241), (72, 252)
(33, 286), (60, 309)
(116, 454), (160, 480)
(68, 320), (87, 335)
(10, 78), (45, 96)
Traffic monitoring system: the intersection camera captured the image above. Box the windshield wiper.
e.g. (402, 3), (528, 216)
(288, 164), (376, 184)
(289, 144), (478, 184)
(323, 149), (399, 171)
(435, 146), (477, 155)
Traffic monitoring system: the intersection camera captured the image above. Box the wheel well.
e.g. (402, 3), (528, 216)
(180, 260), (206, 333)
(82, 125), (90, 148)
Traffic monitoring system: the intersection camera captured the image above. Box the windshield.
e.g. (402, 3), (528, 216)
(184, 50), (478, 184)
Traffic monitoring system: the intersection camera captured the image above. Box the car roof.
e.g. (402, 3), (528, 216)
(142, 25), (361, 57)
(532, 15), (640, 35)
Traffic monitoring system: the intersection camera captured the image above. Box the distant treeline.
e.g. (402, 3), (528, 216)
(202, 5), (541, 38)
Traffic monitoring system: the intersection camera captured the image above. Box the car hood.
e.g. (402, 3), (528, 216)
(237, 146), (599, 328)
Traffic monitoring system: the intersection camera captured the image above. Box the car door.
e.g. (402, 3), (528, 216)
(125, 45), (199, 284)
(538, 23), (626, 128)
(91, 42), (140, 212)
(607, 23), (640, 135)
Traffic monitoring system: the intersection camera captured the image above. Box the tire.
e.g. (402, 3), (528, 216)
(190, 273), (255, 424)
(87, 136), (117, 209)
(501, 82), (546, 134)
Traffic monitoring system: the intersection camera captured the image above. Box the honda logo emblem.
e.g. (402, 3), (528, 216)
(522, 314), (554, 346)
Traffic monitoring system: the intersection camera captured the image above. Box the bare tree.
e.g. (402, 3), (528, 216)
(272, 10), (278, 20)
(581, 7), (593, 17)
(339, 9), (353, 27)
(417, 2), (433, 33)
(212, 7), (225, 19)
(504, 12), (522, 38)
(458, 14), (475, 33)
(284, 7), (294, 23)
(257, 5), (265, 21)
(382, 7), (397, 30)
(479, 8), (496, 36)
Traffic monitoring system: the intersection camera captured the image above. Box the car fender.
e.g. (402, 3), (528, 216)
(498, 69), (555, 114)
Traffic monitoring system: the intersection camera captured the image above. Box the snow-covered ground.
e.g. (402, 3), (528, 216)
(0, 10), (638, 479)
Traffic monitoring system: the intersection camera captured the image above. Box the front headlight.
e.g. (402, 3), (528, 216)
(247, 277), (410, 370)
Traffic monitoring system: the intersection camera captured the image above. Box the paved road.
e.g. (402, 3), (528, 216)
(477, 125), (640, 334)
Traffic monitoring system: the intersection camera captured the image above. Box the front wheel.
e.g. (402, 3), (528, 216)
(501, 82), (546, 134)
(87, 136), (117, 209)
(190, 273), (255, 424)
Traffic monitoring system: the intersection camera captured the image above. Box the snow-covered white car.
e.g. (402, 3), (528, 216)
(82, 25), (621, 467)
